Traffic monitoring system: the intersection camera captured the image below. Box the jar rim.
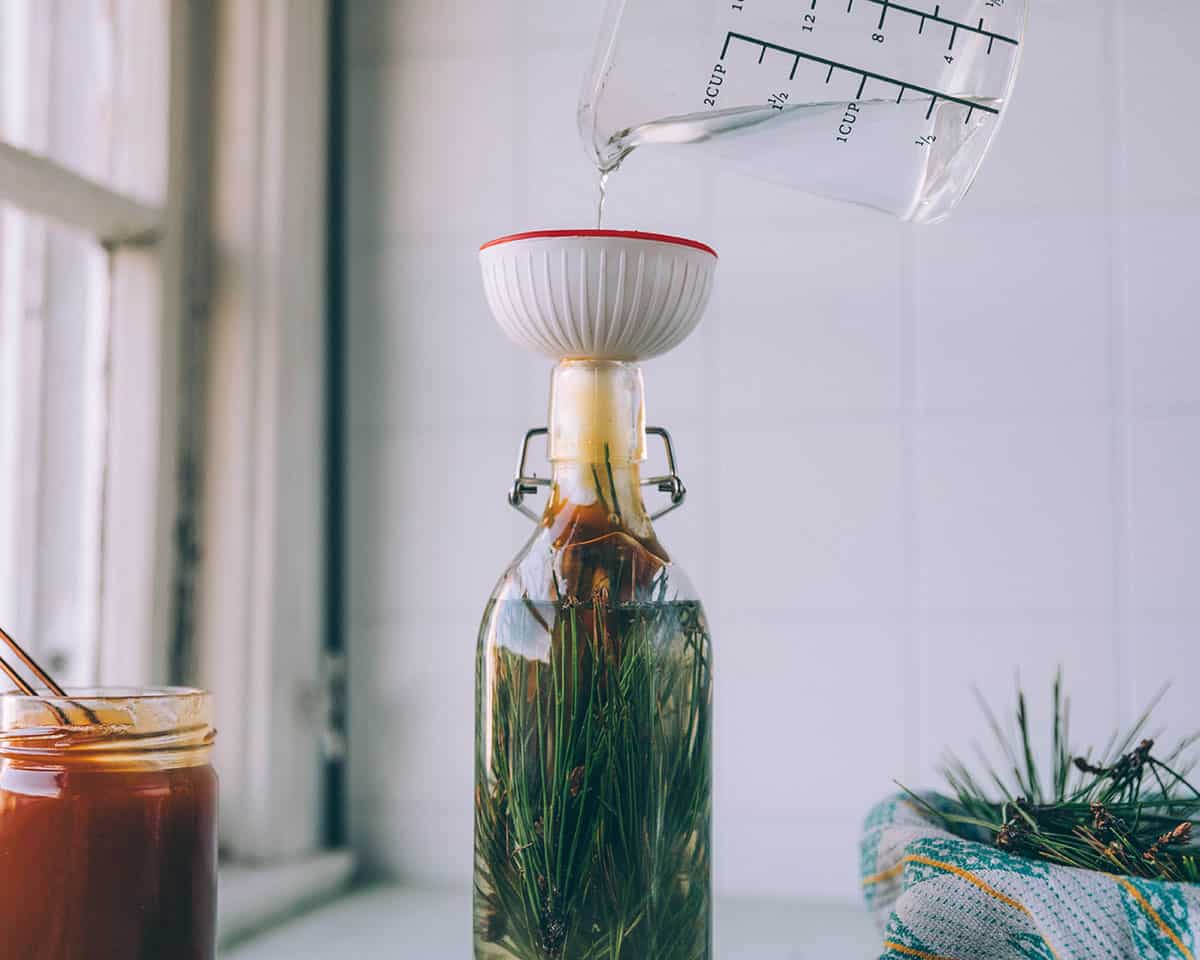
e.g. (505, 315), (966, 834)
(0, 687), (214, 767)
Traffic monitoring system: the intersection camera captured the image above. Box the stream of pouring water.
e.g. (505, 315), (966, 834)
(596, 172), (609, 227)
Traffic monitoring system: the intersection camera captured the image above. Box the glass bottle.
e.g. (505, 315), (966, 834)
(475, 359), (712, 960)
(0, 687), (218, 959)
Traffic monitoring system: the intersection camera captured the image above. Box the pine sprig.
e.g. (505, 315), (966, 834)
(475, 596), (712, 958)
(904, 672), (1200, 882)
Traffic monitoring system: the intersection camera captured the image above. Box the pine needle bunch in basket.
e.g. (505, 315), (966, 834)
(908, 675), (1200, 882)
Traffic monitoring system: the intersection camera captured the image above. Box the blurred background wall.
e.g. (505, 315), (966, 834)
(343, 0), (1200, 902)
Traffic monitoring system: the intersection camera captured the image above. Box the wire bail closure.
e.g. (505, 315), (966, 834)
(642, 427), (688, 520)
(508, 426), (687, 523)
(508, 428), (552, 522)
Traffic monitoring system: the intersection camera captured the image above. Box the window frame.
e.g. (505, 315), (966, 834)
(197, 0), (338, 865)
(0, 0), (179, 683)
(0, 0), (345, 883)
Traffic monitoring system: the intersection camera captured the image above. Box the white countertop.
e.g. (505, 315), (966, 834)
(222, 886), (879, 959)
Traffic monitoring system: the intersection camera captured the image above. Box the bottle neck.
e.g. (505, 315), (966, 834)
(544, 360), (653, 532)
(549, 460), (651, 527)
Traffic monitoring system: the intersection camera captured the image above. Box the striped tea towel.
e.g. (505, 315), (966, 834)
(861, 793), (1200, 960)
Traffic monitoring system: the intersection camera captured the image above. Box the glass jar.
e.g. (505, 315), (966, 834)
(475, 360), (713, 959)
(0, 687), (218, 960)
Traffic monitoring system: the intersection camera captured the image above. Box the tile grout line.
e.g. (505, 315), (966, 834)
(900, 225), (920, 784)
(1104, 0), (1132, 728)
(510, 0), (533, 530)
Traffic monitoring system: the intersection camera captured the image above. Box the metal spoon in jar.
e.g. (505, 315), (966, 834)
(0, 625), (67, 697)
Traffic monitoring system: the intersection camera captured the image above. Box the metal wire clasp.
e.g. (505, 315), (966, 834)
(507, 426), (687, 522)
(508, 428), (552, 522)
(642, 427), (687, 520)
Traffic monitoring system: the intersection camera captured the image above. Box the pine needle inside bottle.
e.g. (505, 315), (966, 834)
(474, 458), (712, 958)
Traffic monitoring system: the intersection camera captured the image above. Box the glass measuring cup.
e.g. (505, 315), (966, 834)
(580, 0), (1028, 223)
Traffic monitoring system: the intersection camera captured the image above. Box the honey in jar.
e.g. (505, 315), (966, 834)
(0, 687), (218, 960)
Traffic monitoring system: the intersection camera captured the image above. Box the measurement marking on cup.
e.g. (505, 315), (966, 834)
(859, 0), (1018, 48)
(836, 101), (861, 142)
(721, 31), (1002, 115)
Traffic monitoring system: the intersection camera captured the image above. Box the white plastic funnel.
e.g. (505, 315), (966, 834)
(479, 229), (717, 362)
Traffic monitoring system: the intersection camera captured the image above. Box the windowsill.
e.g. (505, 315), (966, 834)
(220, 885), (879, 958)
(218, 850), (356, 949)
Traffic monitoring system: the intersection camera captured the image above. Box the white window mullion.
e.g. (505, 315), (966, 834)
(33, 224), (109, 683)
(96, 0), (187, 687)
(0, 143), (161, 248)
(0, 0), (51, 653)
(43, 0), (112, 682)
(36, 3), (110, 680)
(74, 249), (111, 683)
(200, 0), (330, 863)
(0, 209), (48, 647)
(0, 211), (24, 626)
(15, 221), (47, 647)
(96, 247), (169, 685)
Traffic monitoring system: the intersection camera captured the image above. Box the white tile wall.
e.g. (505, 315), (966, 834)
(344, 1), (1200, 903)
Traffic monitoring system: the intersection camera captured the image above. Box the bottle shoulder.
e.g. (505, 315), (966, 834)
(480, 507), (709, 662)
(492, 500), (702, 606)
